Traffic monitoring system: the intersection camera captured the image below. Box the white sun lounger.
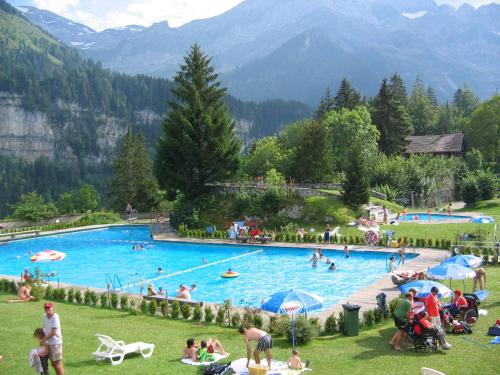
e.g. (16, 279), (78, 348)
(92, 334), (155, 365)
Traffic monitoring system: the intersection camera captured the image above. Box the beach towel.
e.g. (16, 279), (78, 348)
(490, 336), (500, 344)
(181, 353), (229, 366)
(230, 358), (311, 375)
(28, 349), (42, 373)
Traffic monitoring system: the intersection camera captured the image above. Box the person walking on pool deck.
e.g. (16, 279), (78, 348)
(239, 325), (273, 369)
(42, 302), (64, 375)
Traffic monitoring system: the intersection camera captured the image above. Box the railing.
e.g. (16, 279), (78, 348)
(105, 273), (123, 292)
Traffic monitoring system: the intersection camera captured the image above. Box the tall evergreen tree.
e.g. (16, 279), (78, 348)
(315, 87), (335, 119)
(388, 73), (408, 108)
(342, 146), (370, 208)
(453, 84), (480, 118)
(291, 120), (332, 182)
(372, 79), (413, 155)
(109, 128), (159, 212)
(408, 78), (437, 135)
(155, 44), (240, 198)
(426, 86), (438, 107)
(333, 78), (362, 110)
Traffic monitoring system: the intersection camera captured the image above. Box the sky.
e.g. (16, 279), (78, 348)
(7, 0), (500, 31)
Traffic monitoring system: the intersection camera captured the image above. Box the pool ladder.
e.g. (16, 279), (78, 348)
(106, 273), (123, 292)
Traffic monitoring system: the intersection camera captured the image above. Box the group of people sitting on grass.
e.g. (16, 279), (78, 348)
(181, 325), (309, 371)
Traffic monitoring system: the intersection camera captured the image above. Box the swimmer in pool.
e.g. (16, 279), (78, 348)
(328, 263), (336, 271)
(202, 257), (207, 264)
(157, 267), (163, 274)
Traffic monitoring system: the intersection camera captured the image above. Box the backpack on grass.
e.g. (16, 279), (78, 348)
(203, 362), (232, 375)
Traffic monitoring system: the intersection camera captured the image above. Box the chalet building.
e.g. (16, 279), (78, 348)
(405, 133), (465, 157)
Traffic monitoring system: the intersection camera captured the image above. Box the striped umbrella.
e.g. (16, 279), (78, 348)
(30, 249), (66, 262)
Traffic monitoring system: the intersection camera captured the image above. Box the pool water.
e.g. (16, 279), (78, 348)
(0, 226), (417, 309)
(401, 213), (472, 222)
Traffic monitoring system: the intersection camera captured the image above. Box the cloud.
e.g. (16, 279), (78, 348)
(436, 0), (500, 7)
(33, 0), (80, 15)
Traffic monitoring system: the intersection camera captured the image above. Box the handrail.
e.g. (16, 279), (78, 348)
(105, 273), (123, 292)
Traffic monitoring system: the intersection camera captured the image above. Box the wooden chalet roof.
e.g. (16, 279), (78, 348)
(405, 133), (464, 154)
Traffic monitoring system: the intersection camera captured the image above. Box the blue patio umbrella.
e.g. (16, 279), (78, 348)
(399, 280), (451, 299)
(428, 263), (476, 280)
(470, 216), (494, 224)
(442, 255), (483, 269)
(261, 289), (323, 348)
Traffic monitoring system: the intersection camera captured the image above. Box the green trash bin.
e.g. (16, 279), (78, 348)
(342, 303), (361, 336)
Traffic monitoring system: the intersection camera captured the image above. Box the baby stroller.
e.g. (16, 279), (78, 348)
(406, 316), (440, 352)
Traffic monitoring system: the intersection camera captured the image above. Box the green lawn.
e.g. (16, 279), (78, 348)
(456, 198), (500, 221)
(1, 267), (499, 374)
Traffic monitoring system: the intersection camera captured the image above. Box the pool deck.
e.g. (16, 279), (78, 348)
(153, 232), (449, 321)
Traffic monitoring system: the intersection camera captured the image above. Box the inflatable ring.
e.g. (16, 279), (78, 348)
(221, 272), (239, 278)
(365, 230), (379, 246)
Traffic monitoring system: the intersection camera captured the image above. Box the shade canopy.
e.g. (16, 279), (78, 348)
(261, 289), (323, 315)
(30, 249), (66, 263)
(399, 280), (451, 298)
(470, 216), (494, 224)
(428, 263), (476, 280)
(442, 255), (483, 269)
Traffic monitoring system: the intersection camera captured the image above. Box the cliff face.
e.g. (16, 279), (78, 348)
(0, 92), (257, 163)
(0, 92), (166, 163)
(0, 92), (55, 162)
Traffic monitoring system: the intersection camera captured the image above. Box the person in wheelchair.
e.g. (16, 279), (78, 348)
(449, 290), (468, 318)
(418, 312), (452, 349)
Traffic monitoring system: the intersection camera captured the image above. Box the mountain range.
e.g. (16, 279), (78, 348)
(17, 0), (500, 105)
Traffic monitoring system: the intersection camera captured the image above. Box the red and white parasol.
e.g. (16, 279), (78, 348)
(30, 249), (66, 263)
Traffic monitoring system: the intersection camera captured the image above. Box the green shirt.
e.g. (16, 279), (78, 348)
(394, 298), (411, 321)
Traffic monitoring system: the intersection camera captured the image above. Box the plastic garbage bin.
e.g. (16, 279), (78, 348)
(342, 303), (361, 336)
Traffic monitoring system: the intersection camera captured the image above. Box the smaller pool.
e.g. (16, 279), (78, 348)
(400, 213), (472, 222)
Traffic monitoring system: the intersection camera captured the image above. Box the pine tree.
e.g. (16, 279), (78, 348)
(453, 84), (480, 118)
(154, 44), (240, 198)
(315, 87), (335, 119)
(426, 86), (438, 107)
(333, 78), (362, 110)
(109, 128), (159, 212)
(342, 146), (370, 208)
(371, 79), (413, 155)
(388, 72), (408, 108)
(408, 78), (437, 135)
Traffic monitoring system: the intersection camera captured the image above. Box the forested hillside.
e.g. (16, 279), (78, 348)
(0, 0), (311, 217)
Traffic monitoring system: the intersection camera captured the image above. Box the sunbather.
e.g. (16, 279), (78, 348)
(18, 285), (35, 301)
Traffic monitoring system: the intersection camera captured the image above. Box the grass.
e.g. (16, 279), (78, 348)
(1, 267), (499, 374)
(456, 198), (500, 221)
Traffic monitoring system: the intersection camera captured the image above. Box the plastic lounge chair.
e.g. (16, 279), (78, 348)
(421, 368), (445, 375)
(92, 334), (155, 365)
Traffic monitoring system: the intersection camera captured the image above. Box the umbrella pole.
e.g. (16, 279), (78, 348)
(292, 314), (295, 350)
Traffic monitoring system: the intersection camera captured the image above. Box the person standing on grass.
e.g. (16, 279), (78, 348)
(424, 287), (441, 327)
(447, 203), (452, 216)
(389, 293), (412, 351)
(42, 302), (64, 375)
(239, 325), (273, 370)
(324, 224), (331, 244)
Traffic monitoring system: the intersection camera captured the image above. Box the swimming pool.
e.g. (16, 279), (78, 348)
(401, 213), (472, 222)
(0, 226), (417, 309)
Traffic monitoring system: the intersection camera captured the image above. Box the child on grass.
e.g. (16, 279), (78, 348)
(287, 349), (309, 370)
(32, 328), (49, 375)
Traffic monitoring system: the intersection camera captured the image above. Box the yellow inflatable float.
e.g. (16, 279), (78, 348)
(221, 269), (239, 278)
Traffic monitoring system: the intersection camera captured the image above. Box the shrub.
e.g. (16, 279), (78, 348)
(44, 285), (54, 300)
(268, 315), (290, 336)
(285, 316), (318, 345)
(100, 293), (108, 308)
(140, 300), (149, 315)
(129, 299), (138, 315)
(55, 288), (66, 301)
(476, 170), (498, 200)
(204, 306), (214, 323)
(110, 292), (119, 309)
(427, 239), (433, 248)
(363, 309), (374, 327)
(231, 312), (241, 328)
(253, 314), (263, 329)
(149, 300), (158, 316)
(89, 291), (98, 307)
(67, 289), (75, 303)
(388, 297), (400, 318)
(84, 289), (91, 305)
(160, 301), (168, 316)
(242, 309), (253, 326)
(192, 304), (202, 321)
(373, 307), (383, 323)
(337, 311), (345, 333)
(460, 174), (479, 204)
(324, 313), (337, 335)
(75, 290), (82, 304)
(171, 301), (180, 319)
(216, 306), (225, 325)
(181, 303), (191, 319)
(120, 295), (129, 310)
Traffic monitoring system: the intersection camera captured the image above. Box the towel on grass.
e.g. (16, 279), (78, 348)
(490, 336), (500, 345)
(181, 353), (229, 366)
(230, 358), (311, 375)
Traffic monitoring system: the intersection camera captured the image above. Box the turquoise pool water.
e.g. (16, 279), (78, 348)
(401, 213), (472, 221)
(0, 226), (417, 308)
